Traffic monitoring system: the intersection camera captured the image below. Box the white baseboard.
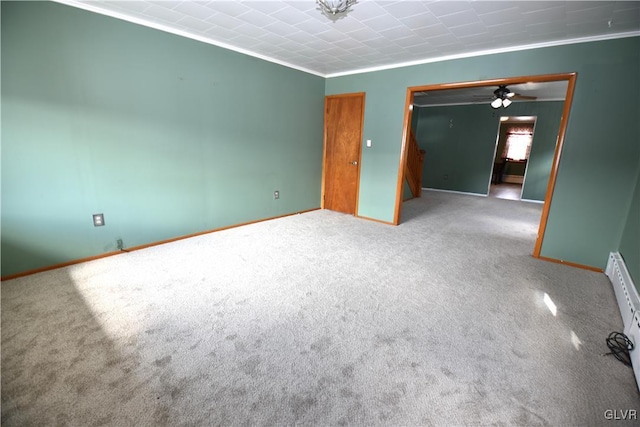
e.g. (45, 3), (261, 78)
(423, 188), (487, 197)
(520, 198), (544, 204)
(606, 252), (640, 390)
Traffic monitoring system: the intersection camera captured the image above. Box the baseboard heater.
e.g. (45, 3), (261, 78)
(606, 252), (640, 389)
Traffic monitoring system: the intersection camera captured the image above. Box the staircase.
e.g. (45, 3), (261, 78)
(405, 129), (426, 198)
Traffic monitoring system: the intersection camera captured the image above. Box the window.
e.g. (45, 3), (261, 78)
(502, 126), (533, 161)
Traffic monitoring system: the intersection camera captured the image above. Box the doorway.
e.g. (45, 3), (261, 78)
(490, 116), (537, 201)
(397, 73), (577, 258)
(321, 93), (365, 215)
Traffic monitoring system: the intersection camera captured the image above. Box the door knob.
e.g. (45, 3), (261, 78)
(350, 161), (358, 165)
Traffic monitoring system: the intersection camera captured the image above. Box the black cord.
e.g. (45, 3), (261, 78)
(604, 332), (634, 367)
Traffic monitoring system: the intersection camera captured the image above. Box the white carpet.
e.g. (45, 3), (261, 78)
(2, 191), (638, 426)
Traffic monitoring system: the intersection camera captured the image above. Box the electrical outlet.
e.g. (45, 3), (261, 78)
(274, 190), (279, 199)
(93, 213), (105, 227)
(117, 239), (123, 250)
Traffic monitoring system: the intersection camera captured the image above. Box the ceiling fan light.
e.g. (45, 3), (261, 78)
(494, 85), (509, 98)
(491, 98), (503, 109)
(502, 98), (512, 108)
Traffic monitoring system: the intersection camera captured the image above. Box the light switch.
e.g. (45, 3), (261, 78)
(366, 139), (372, 147)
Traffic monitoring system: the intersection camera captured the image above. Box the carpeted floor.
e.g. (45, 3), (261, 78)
(2, 191), (638, 426)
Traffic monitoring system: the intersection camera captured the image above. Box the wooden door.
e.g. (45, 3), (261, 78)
(322, 93), (365, 215)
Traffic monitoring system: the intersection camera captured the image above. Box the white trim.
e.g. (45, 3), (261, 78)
(48, 1), (640, 79)
(423, 188), (487, 197)
(51, 0), (325, 78)
(326, 31), (640, 78)
(425, 187), (544, 203)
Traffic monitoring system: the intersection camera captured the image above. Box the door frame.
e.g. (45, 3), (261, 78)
(488, 116), (538, 199)
(395, 72), (577, 259)
(321, 92), (366, 215)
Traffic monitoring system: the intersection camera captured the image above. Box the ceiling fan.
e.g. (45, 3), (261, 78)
(474, 85), (537, 108)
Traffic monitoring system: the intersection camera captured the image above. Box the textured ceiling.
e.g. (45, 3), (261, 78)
(57, 1), (640, 77)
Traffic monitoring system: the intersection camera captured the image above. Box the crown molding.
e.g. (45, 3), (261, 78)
(51, 0), (325, 78)
(326, 31), (640, 78)
(51, 1), (639, 80)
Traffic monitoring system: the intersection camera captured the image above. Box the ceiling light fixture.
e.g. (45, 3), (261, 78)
(316, 0), (357, 21)
(491, 85), (515, 109)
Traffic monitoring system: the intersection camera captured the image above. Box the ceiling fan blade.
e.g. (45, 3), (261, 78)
(512, 94), (537, 100)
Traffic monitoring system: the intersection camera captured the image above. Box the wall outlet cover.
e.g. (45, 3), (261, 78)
(93, 213), (105, 227)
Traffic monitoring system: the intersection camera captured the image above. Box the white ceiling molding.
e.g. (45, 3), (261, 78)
(325, 30), (640, 78)
(52, 0), (326, 77)
(51, 1), (640, 79)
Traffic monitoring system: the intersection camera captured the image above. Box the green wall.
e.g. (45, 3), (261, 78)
(402, 179), (413, 201)
(1, 1), (325, 276)
(413, 101), (563, 201)
(326, 37), (640, 269)
(2, 2), (638, 277)
(619, 164), (640, 289)
(414, 104), (497, 195)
